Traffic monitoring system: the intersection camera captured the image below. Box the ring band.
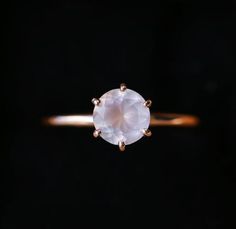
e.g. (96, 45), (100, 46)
(44, 113), (199, 127)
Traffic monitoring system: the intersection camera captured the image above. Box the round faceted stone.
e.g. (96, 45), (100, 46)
(93, 88), (150, 145)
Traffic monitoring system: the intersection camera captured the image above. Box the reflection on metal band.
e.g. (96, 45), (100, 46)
(43, 113), (199, 127)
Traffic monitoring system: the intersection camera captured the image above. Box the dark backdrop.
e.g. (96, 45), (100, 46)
(3, 1), (236, 228)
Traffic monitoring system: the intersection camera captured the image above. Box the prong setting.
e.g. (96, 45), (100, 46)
(120, 83), (127, 92)
(92, 84), (151, 149)
(92, 98), (100, 106)
(118, 141), (126, 151)
(142, 129), (152, 137)
(93, 129), (101, 138)
(144, 99), (152, 108)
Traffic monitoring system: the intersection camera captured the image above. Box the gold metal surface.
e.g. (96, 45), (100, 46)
(142, 129), (152, 137)
(120, 83), (127, 92)
(118, 141), (126, 152)
(91, 98), (100, 106)
(144, 100), (152, 108)
(93, 129), (101, 138)
(44, 113), (199, 127)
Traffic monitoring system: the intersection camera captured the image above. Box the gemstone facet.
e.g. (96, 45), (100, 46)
(93, 88), (150, 145)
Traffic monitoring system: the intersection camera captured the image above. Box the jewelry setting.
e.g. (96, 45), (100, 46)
(43, 84), (199, 152)
(92, 83), (152, 151)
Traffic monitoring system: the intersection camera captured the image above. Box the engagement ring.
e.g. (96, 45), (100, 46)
(44, 83), (199, 151)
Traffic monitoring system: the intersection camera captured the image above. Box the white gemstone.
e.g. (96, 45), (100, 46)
(93, 88), (150, 145)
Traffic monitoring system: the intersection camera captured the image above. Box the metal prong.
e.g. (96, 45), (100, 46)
(93, 129), (101, 138)
(120, 83), (127, 92)
(91, 98), (100, 106)
(144, 99), (152, 108)
(118, 141), (126, 152)
(142, 129), (152, 137)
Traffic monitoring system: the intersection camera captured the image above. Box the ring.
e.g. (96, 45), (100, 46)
(44, 83), (199, 151)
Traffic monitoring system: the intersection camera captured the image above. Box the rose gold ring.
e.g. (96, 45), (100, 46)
(43, 83), (199, 151)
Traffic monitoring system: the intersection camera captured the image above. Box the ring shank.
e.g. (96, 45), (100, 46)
(44, 113), (199, 127)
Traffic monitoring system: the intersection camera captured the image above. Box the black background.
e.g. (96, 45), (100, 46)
(3, 1), (236, 228)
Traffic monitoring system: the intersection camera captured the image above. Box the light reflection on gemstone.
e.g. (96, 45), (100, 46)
(93, 88), (150, 145)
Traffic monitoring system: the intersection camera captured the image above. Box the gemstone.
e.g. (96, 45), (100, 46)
(93, 88), (150, 145)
